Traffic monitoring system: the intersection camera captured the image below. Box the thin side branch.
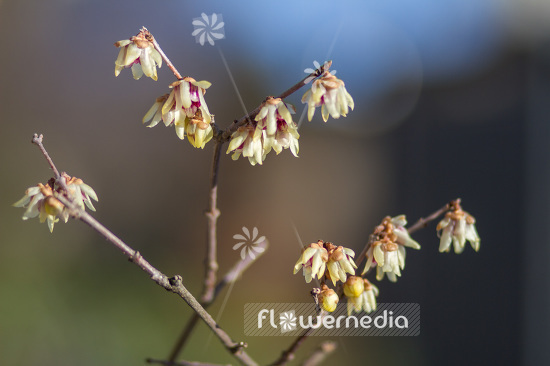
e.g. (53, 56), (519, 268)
(168, 239), (269, 362)
(32, 134), (60, 178)
(143, 27), (183, 80)
(32, 135), (258, 366)
(201, 140), (223, 303)
(147, 358), (231, 366)
(301, 341), (337, 366)
(407, 201), (454, 234)
(269, 328), (315, 366)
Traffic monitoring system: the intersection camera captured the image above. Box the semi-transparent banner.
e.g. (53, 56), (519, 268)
(244, 303), (420, 336)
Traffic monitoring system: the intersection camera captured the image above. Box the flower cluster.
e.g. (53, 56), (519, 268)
(227, 97), (299, 165)
(114, 28), (162, 81)
(301, 71), (354, 122)
(13, 174), (98, 232)
(293, 240), (356, 285)
(344, 276), (379, 316)
(362, 215), (421, 282)
(437, 200), (480, 253)
(142, 77), (213, 148)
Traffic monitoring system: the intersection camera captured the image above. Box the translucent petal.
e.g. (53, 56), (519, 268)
(439, 227), (452, 252)
(13, 194), (31, 207)
(327, 261), (339, 286)
(114, 47), (127, 67)
(151, 49), (162, 68)
(124, 44), (141, 66)
(131, 63), (143, 80)
(175, 125), (185, 140)
(162, 92), (175, 115)
(373, 245), (385, 266)
(181, 81), (192, 109)
(140, 49), (153, 77)
(311, 252), (323, 278)
(321, 104), (329, 122)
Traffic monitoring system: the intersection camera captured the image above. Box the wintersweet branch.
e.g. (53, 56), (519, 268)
(168, 239), (269, 363)
(407, 200), (455, 234)
(30, 135), (258, 366)
(270, 328), (316, 366)
(144, 27), (183, 80)
(32, 134), (60, 179)
(201, 140), (223, 303)
(301, 341), (337, 366)
(146, 358), (230, 366)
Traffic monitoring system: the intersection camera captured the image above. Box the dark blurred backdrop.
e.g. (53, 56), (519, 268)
(1, 1), (550, 365)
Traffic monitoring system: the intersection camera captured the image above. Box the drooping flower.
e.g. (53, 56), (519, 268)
(318, 284), (339, 312)
(362, 215), (421, 282)
(13, 175), (98, 233)
(437, 200), (480, 254)
(346, 278), (379, 316)
(325, 242), (357, 286)
(114, 28), (162, 81)
(293, 240), (356, 285)
(301, 71), (354, 122)
(226, 97), (299, 165)
(293, 241), (328, 283)
(143, 77), (213, 148)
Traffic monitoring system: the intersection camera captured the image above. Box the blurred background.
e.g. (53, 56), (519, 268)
(1, 0), (550, 365)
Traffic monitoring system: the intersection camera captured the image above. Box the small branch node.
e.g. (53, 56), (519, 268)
(169, 275), (183, 287)
(130, 251), (142, 263)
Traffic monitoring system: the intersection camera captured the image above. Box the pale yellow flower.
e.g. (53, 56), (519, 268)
(114, 29), (162, 81)
(437, 201), (480, 253)
(13, 175), (98, 233)
(143, 78), (213, 148)
(227, 97), (299, 166)
(301, 72), (354, 122)
(326, 243), (357, 286)
(362, 215), (420, 282)
(293, 241), (328, 283)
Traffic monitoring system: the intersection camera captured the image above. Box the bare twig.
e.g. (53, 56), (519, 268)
(143, 27), (183, 80)
(168, 239), (269, 362)
(32, 134), (60, 178)
(31, 135), (258, 366)
(407, 200), (454, 234)
(147, 358), (230, 366)
(201, 140), (223, 303)
(301, 341), (337, 366)
(270, 293), (325, 366)
(269, 328), (315, 366)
